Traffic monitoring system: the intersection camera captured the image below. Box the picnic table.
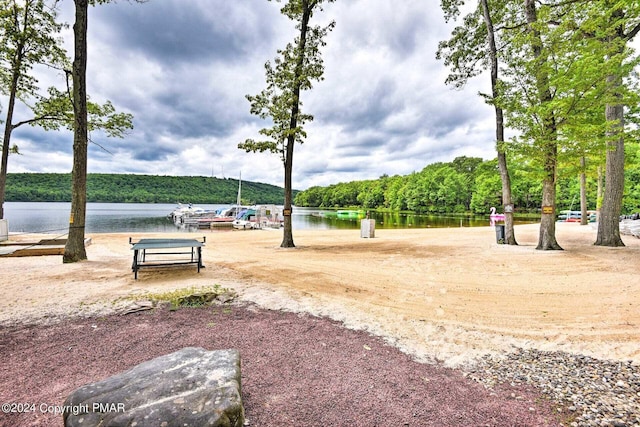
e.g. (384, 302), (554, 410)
(129, 237), (206, 279)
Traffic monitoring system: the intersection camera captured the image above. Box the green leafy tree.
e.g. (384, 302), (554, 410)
(471, 174), (502, 214)
(502, 1), (639, 248)
(0, 0), (67, 219)
(239, 0), (334, 248)
(64, 0), (91, 263)
(440, 0), (639, 249)
(523, 0), (562, 250)
(64, 0), (141, 263)
(0, 0), (134, 267)
(383, 175), (407, 210)
(498, 1), (603, 249)
(590, 1), (640, 246)
(438, 0), (519, 244)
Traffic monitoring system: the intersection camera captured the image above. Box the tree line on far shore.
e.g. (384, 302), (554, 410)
(4, 173), (288, 205)
(294, 154), (640, 215)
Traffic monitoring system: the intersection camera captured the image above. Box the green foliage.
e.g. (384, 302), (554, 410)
(32, 87), (133, 138)
(238, 0), (335, 158)
(624, 143), (640, 213)
(497, 1), (640, 153)
(294, 154), (640, 214)
(0, 0), (68, 100)
(470, 160), (502, 212)
(0, 0), (134, 223)
(296, 156), (490, 213)
(5, 173), (291, 204)
(436, 3), (487, 89)
(0, 0), (68, 213)
(240, 0), (335, 247)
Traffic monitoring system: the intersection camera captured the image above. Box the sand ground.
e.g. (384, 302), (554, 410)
(1, 222), (638, 367)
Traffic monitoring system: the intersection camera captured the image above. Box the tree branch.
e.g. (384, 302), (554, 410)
(625, 21), (640, 41)
(496, 21), (528, 32)
(11, 114), (69, 130)
(87, 134), (114, 155)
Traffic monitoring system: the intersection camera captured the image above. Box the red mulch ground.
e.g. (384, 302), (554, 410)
(0, 303), (562, 426)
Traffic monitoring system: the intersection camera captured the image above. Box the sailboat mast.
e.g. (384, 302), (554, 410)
(236, 172), (242, 208)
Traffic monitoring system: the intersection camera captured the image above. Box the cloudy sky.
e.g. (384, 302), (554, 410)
(7, 0), (498, 190)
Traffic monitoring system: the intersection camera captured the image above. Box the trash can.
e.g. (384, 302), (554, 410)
(0, 219), (7, 242)
(361, 219), (375, 238)
(495, 224), (505, 244)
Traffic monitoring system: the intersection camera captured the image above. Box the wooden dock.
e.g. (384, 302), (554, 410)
(0, 238), (91, 257)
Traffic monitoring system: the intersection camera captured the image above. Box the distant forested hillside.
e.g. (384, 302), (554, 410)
(294, 154), (640, 215)
(5, 173), (291, 204)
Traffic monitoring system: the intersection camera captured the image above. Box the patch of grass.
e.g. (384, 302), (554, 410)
(133, 284), (235, 311)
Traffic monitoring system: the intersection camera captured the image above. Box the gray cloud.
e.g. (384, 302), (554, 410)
(92, 1), (278, 65)
(13, 127), (70, 153)
(6, 0), (498, 189)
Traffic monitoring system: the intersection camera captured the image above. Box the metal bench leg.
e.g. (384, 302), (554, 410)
(133, 249), (139, 280)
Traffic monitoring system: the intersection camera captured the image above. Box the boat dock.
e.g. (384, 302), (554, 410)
(0, 238), (92, 257)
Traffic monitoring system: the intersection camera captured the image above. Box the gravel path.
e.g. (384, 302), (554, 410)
(0, 303), (561, 427)
(468, 349), (640, 427)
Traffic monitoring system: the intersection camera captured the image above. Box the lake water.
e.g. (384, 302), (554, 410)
(3, 202), (537, 235)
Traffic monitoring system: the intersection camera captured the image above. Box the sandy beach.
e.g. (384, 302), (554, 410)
(2, 222), (639, 367)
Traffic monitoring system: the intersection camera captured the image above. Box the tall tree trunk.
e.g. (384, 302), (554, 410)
(64, 0), (89, 262)
(281, 0), (312, 248)
(0, 2), (27, 220)
(537, 146), (562, 250)
(281, 138), (295, 248)
(481, 0), (517, 245)
(525, 0), (562, 250)
(0, 68), (20, 220)
(595, 102), (625, 246)
(596, 165), (603, 222)
(595, 10), (626, 247)
(580, 156), (588, 226)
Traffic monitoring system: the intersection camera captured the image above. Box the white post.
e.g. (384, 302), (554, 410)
(0, 219), (8, 242)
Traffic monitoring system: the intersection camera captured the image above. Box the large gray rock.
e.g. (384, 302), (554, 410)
(63, 347), (244, 427)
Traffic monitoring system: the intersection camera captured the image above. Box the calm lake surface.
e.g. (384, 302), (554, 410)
(4, 202), (538, 234)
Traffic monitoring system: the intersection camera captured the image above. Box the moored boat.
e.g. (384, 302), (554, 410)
(207, 206), (247, 228)
(231, 205), (284, 230)
(169, 203), (210, 224)
(557, 210), (596, 223)
(336, 210), (366, 219)
(232, 208), (257, 229)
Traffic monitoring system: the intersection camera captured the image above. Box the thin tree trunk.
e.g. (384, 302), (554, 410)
(64, 0), (89, 262)
(281, 0), (312, 248)
(580, 156), (588, 226)
(596, 165), (603, 222)
(281, 138), (295, 248)
(525, 0), (562, 250)
(0, 2), (27, 220)
(0, 69), (20, 220)
(481, 0), (517, 245)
